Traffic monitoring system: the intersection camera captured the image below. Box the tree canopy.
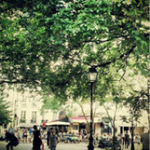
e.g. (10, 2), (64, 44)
(0, 0), (149, 106)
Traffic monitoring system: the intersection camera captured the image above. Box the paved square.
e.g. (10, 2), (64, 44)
(0, 141), (142, 150)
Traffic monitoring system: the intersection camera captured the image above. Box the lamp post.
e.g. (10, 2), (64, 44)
(87, 67), (98, 150)
(131, 113), (135, 150)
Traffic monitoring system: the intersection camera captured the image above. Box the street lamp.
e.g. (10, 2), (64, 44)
(87, 67), (98, 150)
(130, 112), (135, 150)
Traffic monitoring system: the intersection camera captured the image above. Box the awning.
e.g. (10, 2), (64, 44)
(71, 117), (88, 123)
(46, 121), (70, 126)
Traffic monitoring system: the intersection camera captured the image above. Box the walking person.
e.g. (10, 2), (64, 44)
(5, 130), (19, 150)
(23, 129), (28, 143)
(47, 128), (52, 147)
(125, 131), (130, 149)
(32, 125), (42, 150)
(122, 133), (125, 148)
(136, 134), (141, 145)
(141, 130), (149, 150)
(49, 129), (58, 150)
(29, 128), (33, 136)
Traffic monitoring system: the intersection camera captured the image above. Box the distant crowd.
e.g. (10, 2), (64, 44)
(3, 126), (149, 150)
(5, 127), (143, 145)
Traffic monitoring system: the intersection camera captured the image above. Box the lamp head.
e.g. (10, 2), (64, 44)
(87, 67), (98, 83)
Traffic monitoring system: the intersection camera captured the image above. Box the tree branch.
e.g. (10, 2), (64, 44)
(93, 45), (136, 68)
(0, 79), (39, 85)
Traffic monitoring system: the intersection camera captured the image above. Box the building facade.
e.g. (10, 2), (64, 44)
(1, 87), (55, 130)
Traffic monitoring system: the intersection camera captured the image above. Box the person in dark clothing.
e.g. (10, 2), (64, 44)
(125, 131), (130, 149)
(32, 125), (42, 150)
(55, 128), (59, 136)
(49, 129), (58, 150)
(5, 130), (19, 150)
(122, 133), (125, 148)
(47, 128), (53, 147)
(47, 128), (50, 147)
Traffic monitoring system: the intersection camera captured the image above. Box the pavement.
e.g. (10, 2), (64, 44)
(0, 141), (142, 150)
(0, 141), (100, 150)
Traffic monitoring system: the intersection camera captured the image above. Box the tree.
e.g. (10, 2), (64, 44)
(120, 93), (145, 150)
(0, 96), (11, 125)
(0, 0), (149, 111)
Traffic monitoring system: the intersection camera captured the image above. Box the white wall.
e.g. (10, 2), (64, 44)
(3, 86), (55, 129)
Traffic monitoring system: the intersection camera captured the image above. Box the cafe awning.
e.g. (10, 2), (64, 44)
(46, 121), (70, 126)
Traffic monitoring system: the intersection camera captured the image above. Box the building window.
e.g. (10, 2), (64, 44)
(20, 111), (26, 123)
(21, 96), (27, 107)
(32, 98), (37, 107)
(31, 111), (37, 123)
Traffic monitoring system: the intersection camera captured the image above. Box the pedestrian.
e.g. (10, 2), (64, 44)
(5, 130), (19, 150)
(49, 129), (58, 150)
(122, 133), (125, 148)
(23, 129), (28, 143)
(32, 125), (42, 150)
(117, 134), (122, 144)
(47, 128), (52, 147)
(55, 128), (59, 136)
(135, 134), (141, 145)
(55, 128), (60, 144)
(141, 130), (149, 150)
(79, 132), (82, 142)
(22, 128), (25, 142)
(29, 128), (33, 136)
(136, 134), (141, 145)
(125, 131), (130, 149)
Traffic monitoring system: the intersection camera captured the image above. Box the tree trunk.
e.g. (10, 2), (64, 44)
(78, 102), (90, 132)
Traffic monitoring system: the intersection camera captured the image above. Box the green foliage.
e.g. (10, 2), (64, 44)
(119, 80), (149, 126)
(0, 0), (149, 113)
(0, 97), (11, 125)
